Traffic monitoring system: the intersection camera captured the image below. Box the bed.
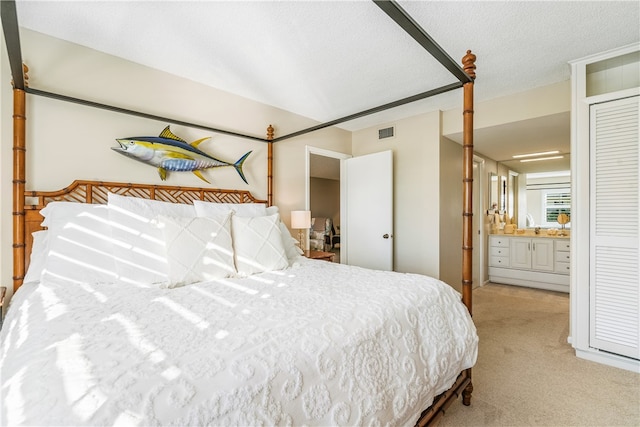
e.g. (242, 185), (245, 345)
(1, 1), (478, 425)
(1, 181), (478, 426)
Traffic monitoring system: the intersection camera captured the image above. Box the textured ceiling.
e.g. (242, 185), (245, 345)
(12, 0), (640, 174)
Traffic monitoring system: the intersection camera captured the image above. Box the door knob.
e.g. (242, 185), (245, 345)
(383, 234), (390, 239)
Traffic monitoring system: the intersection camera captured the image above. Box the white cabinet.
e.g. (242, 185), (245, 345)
(489, 236), (510, 267)
(554, 240), (570, 275)
(509, 238), (530, 269)
(509, 238), (554, 271)
(511, 237), (554, 271)
(532, 240), (554, 271)
(489, 235), (569, 293)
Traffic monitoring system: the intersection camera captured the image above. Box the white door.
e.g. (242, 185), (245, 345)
(589, 96), (639, 360)
(345, 150), (393, 270)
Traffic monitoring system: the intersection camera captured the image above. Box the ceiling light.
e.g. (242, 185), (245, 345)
(520, 155), (564, 163)
(512, 150), (560, 159)
(527, 170), (570, 179)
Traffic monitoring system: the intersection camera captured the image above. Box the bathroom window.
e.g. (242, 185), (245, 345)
(543, 191), (571, 227)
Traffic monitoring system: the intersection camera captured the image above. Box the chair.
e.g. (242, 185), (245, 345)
(309, 217), (332, 251)
(331, 224), (340, 249)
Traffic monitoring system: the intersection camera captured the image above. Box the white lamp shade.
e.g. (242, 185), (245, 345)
(291, 210), (311, 229)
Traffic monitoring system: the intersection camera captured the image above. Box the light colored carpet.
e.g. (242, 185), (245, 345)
(438, 283), (640, 427)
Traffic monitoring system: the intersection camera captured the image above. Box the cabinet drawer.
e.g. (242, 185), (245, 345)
(491, 247), (510, 257)
(556, 240), (570, 251)
(555, 251), (570, 262)
(490, 237), (509, 247)
(490, 256), (510, 267)
(555, 261), (570, 274)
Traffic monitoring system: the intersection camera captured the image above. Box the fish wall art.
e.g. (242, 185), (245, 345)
(112, 126), (251, 184)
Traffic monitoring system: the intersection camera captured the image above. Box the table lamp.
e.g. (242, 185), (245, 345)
(291, 210), (311, 249)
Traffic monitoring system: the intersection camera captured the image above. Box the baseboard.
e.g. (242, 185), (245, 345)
(575, 348), (640, 373)
(488, 267), (569, 293)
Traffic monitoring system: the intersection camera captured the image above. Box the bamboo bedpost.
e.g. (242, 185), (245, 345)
(461, 49), (476, 406)
(12, 64), (28, 292)
(461, 50), (476, 315)
(266, 124), (274, 206)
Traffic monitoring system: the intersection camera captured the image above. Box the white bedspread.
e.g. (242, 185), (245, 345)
(0, 259), (477, 426)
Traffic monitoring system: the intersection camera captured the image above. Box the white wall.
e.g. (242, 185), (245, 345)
(442, 80), (571, 136)
(0, 29), (351, 301)
(352, 111), (442, 278)
(438, 136), (464, 290)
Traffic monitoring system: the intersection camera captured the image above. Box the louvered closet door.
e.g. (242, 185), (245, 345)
(589, 95), (640, 360)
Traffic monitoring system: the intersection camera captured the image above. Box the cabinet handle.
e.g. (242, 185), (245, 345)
(528, 243), (531, 250)
(533, 243), (536, 250)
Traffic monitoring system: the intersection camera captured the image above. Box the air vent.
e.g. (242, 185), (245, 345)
(378, 126), (395, 140)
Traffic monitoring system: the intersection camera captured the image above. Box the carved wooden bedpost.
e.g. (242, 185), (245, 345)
(266, 124), (274, 207)
(461, 50), (476, 406)
(12, 64), (28, 292)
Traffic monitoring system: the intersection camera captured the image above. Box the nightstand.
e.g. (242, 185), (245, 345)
(304, 250), (335, 262)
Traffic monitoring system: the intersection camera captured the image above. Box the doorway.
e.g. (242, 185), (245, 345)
(306, 147), (351, 263)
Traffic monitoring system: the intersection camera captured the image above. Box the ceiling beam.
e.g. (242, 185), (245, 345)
(26, 87), (270, 143)
(373, 0), (473, 84)
(273, 81), (463, 142)
(1, 0), (25, 89)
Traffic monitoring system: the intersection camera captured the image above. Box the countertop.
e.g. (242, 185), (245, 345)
(490, 229), (570, 238)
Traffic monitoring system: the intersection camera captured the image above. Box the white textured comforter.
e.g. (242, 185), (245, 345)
(0, 258), (477, 426)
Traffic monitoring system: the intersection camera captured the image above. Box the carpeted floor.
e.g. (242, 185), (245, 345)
(438, 283), (640, 427)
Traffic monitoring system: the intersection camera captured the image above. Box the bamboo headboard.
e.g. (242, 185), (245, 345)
(16, 180), (267, 291)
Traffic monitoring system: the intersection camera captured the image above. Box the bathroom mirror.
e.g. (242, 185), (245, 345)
(489, 173), (498, 211)
(500, 175), (507, 212)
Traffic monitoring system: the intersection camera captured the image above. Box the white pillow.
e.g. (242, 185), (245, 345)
(231, 214), (289, 276)
(194, 200), (267, 218)
(261, 205), (304, 262)
(23, 230), (49, 284)
(107, 193), (196, 285)
(155, 214), (235, 288)
(41, 204), (118, 284)
(279, 221), (304, 262)
(40, 201), (97, 227)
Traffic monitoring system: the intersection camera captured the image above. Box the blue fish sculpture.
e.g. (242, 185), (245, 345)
(112, 126), (251, 184)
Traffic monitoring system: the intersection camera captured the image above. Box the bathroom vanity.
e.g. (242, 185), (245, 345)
(489, 232), (570, 293)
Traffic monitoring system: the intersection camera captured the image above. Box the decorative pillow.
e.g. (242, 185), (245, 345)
(194, 200), (267, 218)
(279, 221), (304, 262)
(23, 230), (49, 284)
(107, 193), (196, 285)
(231, 214), (289, 276)
(155, 214), (235, 288)
(41, 203), (118, 284)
